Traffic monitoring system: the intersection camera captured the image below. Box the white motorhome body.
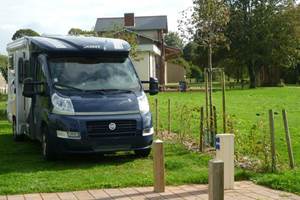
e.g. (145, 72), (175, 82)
(7, 38), (31, 137)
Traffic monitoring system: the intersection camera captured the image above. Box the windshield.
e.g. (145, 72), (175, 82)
(48, 57), (141, 92)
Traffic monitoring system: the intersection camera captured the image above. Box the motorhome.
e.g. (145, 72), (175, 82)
(6, 36), (158, 160)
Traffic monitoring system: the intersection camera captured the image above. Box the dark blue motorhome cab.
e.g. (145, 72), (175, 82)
(6, 36), (158, 160)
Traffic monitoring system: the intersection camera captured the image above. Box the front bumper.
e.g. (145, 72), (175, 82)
(47, 113), (153, 154)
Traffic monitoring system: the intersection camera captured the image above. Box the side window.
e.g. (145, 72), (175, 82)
(18, 58), (24, 83)
(24, 60), (30, 79)
(8, 55), (14, 70)
(36, 60), (46, 93)
(36, 61), (44, 81)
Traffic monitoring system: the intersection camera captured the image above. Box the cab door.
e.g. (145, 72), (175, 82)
(31, 57), (49, 141)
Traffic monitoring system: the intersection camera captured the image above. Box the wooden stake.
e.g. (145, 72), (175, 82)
(200, 106), (204, 152)
(153, 140), (165, 193)
(155, 98), (158, 135)
(205, 71), (209, 135)
(269, 109), (276, 172)
(282, 109), (295, 169)
(222, 71), (226, 133)
(168, 98), (171, 135)
(213, 106), (217, 135)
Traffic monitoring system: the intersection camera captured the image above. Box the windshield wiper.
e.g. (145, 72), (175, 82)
(53, 83), (87, 92)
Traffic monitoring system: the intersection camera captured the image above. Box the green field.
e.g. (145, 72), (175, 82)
(148, 87), (300, 194)
(0, 87), (300, 195)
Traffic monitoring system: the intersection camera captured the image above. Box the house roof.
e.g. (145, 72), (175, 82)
(94, 15), (168, 33)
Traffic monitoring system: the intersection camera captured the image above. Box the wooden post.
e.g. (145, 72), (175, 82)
(155, 98), (158, 135)
(222, 71), (226, 133)
(168, 98), (171, 135)
(153, 140), (165, 193)
(209, 159), (224, 200)
(213, 106), (217, 135)
(200, 106), (204, 152)
(269, 109), (276, 172)
(205, 71), (209, 140)
(282, 109), (295, 169)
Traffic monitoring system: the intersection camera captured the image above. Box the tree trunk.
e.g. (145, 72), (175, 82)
(208, 43), (214, 147)
(247, 61), (256, 88)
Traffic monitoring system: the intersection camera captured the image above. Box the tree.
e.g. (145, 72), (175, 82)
(12, 29), (39, 40)
(225, 0), (300, 87)
(0, 55), (8, 83)
(179, 0), (230, 144)
(164, 32), (184, 49)
(68, 28), (95, 36)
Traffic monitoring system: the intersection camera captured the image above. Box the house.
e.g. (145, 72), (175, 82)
(94, 13), (186, 86)
(0, 73), (7, 94)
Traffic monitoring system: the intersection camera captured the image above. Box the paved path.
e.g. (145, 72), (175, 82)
(1, 181), (299, 200)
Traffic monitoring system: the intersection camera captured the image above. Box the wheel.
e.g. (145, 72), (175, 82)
(134, 148), (151, 157)
(12, 118), (24, 141)
(41, 127), (57, 161)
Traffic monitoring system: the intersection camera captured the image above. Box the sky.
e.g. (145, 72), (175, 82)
(0, 0), (193, 54)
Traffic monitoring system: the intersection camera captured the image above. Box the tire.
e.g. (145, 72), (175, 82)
(41, 127), (57, 161)
(13, 118), (24, 141)
(134, 148), (151, 157)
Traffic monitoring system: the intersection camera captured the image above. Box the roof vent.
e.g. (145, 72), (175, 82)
(124, 13), (135, 27)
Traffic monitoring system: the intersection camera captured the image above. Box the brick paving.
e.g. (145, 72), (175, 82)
(1, 181), (299, 200)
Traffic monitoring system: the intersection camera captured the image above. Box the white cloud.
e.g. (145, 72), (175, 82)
(0, 0), (193, 54)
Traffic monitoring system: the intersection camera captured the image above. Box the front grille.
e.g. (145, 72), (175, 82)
(86, 120), (137, 137)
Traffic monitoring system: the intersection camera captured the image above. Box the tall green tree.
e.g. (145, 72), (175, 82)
(179, 0), (230, 144)
(226, 0), (299, 87)
(12, 29), (39, 40)
(0, 55), (8, 83)
(164, 32), (184, 49)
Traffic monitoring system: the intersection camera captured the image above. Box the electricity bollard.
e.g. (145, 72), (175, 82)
(216, 134), (234, 190)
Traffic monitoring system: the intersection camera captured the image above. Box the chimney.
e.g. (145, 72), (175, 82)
(124, 13), (135, 27)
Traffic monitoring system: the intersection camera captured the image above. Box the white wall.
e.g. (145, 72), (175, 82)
(132, 52), (150, 82)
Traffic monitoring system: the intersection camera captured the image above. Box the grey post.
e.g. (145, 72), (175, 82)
(209, 159), (224, 200)
(153, 140), (165, 193)
(282, 109), (295, 169)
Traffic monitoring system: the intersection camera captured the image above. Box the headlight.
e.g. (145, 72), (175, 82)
(137, 92), (150, 114)
(143, 127), (154, 136)
(57, 130), (81, 139)
(51, 93), (75, 115)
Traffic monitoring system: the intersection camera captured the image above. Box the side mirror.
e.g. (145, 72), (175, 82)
(149, 77), (159, 95)
(23, 78), (46, 97)
(142, 77), (159, 95)
(23, 78), (35, 97)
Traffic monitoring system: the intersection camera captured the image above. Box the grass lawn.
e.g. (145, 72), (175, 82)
(0, 87), (300, 195)
(148, 87), (300, 194)
(0, 94), (213, 195)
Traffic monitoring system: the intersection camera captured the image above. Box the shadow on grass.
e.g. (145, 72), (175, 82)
(0, 133), (143, 175)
